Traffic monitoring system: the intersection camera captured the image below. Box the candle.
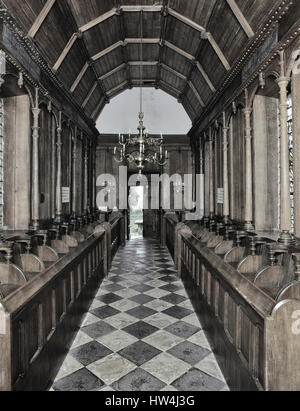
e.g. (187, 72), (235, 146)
(165, 150), (168, 159)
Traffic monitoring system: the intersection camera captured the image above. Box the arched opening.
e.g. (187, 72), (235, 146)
(96, 88), (192, 135)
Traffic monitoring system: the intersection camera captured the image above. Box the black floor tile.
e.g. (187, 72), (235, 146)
(53, 369), (104, 392)
(161, 293), (187, 305)
(82, 321), (116, 339)
(119, 341), (161, 366)
(165, 321), (201, 339)
(112, 368), (166, 391)
(162, 306), (193, 320)
(123, 321), (159, 340)
(96, 293), (122, 304)
(91, 305), (121, 320)
(172, 369), (225, 391)
(71, 341), (113, 366)
(167, 341), (210, 365)
(126, 306), (157, 320)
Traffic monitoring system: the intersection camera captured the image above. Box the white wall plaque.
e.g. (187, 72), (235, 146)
(61, 187), (70, 203)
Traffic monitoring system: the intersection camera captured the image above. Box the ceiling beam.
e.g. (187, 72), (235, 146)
(168, 8), (205, 33)
(188, 81), (205, 108)
(122, 5), (163, 13)
(225, 0), (254, 38)
(205, 33), (230, 71)
(161, 63), (187, 81)
(157, 1), (169, 87)
(164, 40), (194, 61)
(107, 81), (128, 96)
(80, 9), (117, 33)
(70, 62), (89, 93)
(82, 81), (98, 109)
(129, 61), (158, 66)
(73, 39), (215, 97)
(28, 0), (56, 38)
(125, 38), (160, 45)
(53, 32), (80, 72)
(79, 5), (163, 33)
(91, 41), (124, 61)
(99, 63), (126, 81)
(159, 80), (181, 98)
(91, 97), (106, 121)
(166, 8), (230, 71)
(57, 6), (229, 80)
(196, 62), (216, 93)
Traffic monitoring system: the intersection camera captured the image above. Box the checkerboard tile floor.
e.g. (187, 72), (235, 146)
(51, 239), (229, 392)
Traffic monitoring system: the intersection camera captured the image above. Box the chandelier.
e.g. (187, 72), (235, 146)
(114, 11), (168, 174)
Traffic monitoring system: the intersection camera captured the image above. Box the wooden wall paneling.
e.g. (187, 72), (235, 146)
(3, 95), (31, 230)
(39, 106), (53, 223)
(61, 126), (71, 216)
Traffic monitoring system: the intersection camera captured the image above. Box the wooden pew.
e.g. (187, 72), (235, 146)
(0, 241), (27, 299)
(175, 221), (300, 391)
(0, 218), (121, 391)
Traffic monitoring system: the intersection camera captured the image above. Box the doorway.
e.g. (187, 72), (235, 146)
(128, 186), (144, 239)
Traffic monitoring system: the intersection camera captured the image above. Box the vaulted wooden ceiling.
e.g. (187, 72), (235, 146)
(4, 0), (278, 123)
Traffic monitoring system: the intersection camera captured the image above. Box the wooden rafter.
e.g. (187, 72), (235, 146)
(74, 38), (215, 96)
(188, 81), (205, 108)
(206, 33), (230, 71)
(91, 97), (106, 120)
(226, 0), (254, 38)
(164, 41), (194, 61)
(79, 9), (117, 33)
(168, 8), (205, 33)
(28, 0), (56, 38)
(70, 63), (89, 93)
(57, 6), (229, 80)
(82, 82), (98, 108)
(99, 63), (126, 81)
(196, 62), (216, 93)
(159, 80), (181, 98)
(161, 63), (187, 81)
(107, 81), (128, 96)
(53, 32), (79, 72)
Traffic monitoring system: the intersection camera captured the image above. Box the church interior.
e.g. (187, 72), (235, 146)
(1, 0), (300, 392)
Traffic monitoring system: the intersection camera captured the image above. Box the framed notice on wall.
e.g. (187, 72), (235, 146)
(62, 187), (70, 203)
(217, 188), (224, 204)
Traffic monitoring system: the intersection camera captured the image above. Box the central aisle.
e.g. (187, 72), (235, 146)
(52, 239), (229, 391)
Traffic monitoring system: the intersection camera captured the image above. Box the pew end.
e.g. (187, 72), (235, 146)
(265, 299), (300, 391)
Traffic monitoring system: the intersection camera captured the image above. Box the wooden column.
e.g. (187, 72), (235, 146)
(55, 111), (62, 223)
(277, 50), (294, 244)
(92, 141), (96, 210)
(72, 126), (77, 216)
(31, 88), (41, 231)
(199, 136), (205, 219)
(51, 113), (56, 220)
(292, 61), (300, 239)
(83, 135), (88, 214)
(243, 89), (254, 230)
(222, 112), (230, 222)
(89, 140), (93, 211)
(209, 127), (215, 218)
